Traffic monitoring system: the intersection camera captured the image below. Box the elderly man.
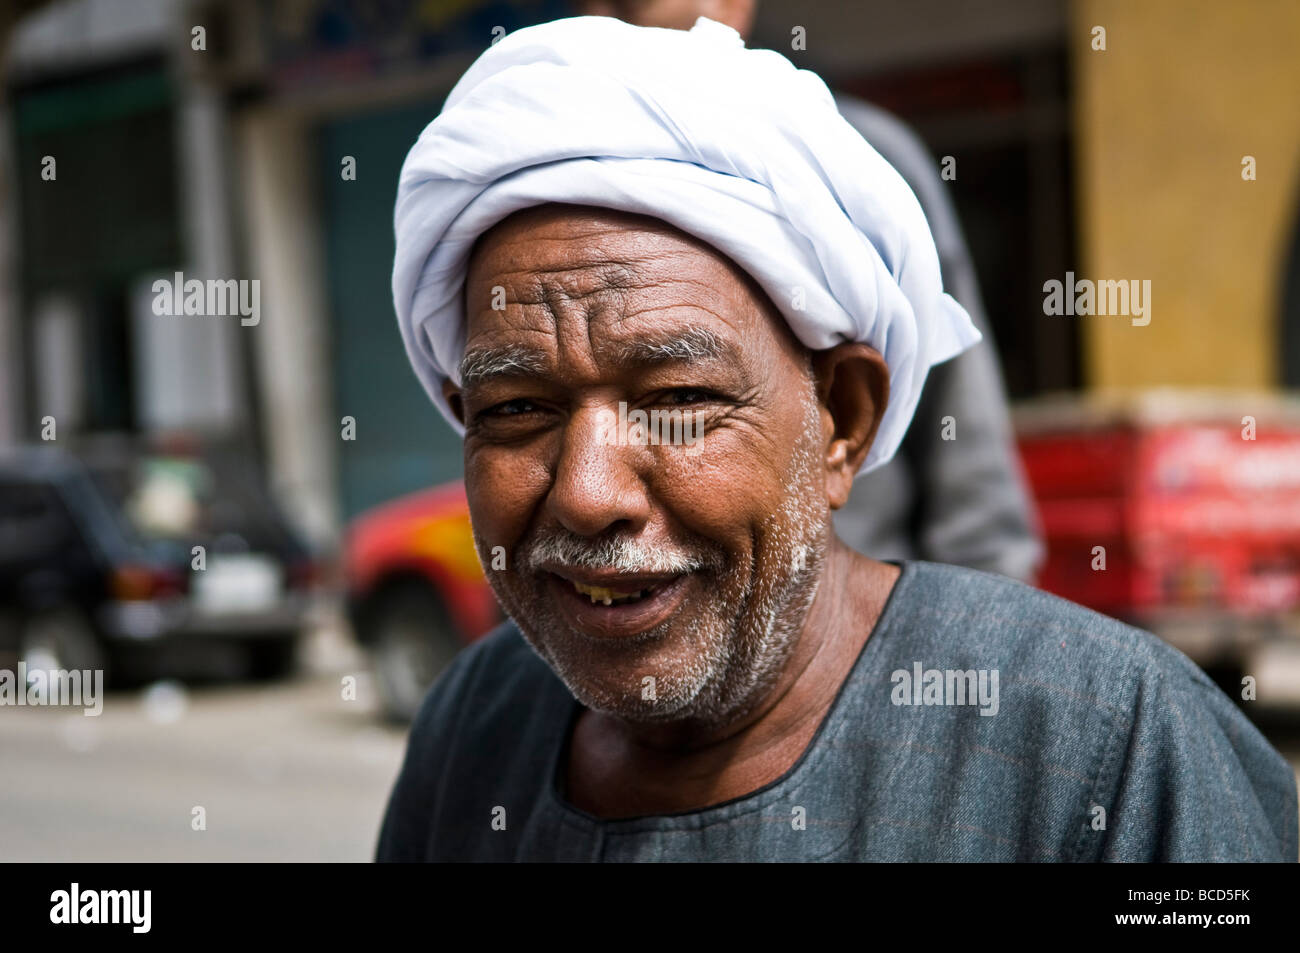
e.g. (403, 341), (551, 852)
(376, 17), (1296, 861)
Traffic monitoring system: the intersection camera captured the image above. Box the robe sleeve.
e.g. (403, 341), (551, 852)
(1092, 664), (1297, 862)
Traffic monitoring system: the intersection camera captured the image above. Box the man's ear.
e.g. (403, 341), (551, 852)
(442, 378), (466, 427)
(810, 342), (889, 510)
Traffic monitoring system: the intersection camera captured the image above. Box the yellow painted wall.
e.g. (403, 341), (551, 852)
(1071, 0), (1300, 390)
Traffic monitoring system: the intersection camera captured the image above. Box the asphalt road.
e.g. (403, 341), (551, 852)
(0, 625), (408, 862)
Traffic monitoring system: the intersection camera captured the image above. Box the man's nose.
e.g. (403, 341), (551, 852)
(546, 404), (651, 537)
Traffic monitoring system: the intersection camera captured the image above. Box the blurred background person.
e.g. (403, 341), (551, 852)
(578, 0), (1044, 584)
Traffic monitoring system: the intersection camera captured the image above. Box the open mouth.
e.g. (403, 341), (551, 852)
(569, 580), (657, 606)
(542, 570), (692, 640)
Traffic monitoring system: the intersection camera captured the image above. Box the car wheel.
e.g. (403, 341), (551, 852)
(19, 606), (109, 681)
(369, 584), (462, 723)
(245, 635), (298, 682)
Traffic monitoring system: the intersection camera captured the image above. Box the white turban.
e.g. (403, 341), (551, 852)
(392, 15), (981, 475)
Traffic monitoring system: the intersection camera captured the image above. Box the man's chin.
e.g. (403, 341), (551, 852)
(513, 616), (721, 720)
(568, 680), (700, 723)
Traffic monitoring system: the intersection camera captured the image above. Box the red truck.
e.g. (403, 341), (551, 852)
(1017, 390), (1300, 707)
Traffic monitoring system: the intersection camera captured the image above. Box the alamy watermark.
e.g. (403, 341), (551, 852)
(151, 271), (260, 326)
(1, 662), (103, 716)
(891, 662), (999, 716)
(50, 883), (150, 933)
(597, 401), (704, 453)
(1042, 271), (1151, 326)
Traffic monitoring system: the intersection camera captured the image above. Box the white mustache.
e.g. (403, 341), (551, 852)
(520, 531), (725, 576)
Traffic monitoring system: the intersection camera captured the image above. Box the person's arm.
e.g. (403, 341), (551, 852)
(833, 94), (1043, 582)
(907, 340), (1043, 582)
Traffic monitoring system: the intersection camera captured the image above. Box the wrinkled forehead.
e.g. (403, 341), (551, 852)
(461, 203), (804, 378)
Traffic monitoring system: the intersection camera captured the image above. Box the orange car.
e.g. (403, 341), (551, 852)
(343, 482), (499, 721)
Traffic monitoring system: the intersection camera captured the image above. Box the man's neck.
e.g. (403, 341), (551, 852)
(564, 542), (900, 818)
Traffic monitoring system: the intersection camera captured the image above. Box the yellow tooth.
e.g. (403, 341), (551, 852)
(572, 581), (637, 603)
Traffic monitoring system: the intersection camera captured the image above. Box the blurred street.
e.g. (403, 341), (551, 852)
(0, 621), (408, 862)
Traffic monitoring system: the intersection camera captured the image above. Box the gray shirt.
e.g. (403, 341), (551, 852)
(830, 96), (1043, 583)
(375, 560), (1297, 862)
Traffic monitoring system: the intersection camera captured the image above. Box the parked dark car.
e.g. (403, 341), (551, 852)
(0, 439), (319, 685)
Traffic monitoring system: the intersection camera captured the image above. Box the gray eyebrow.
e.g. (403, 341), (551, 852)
(613, 326), (731, 365)
(458, 344), (549, 387)
(457, 326), (735, 388)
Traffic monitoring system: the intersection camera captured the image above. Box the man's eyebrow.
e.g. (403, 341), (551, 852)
(458, 343), (549, 387)
(457, 326), (738, 387)
(611, 326), (736, 366)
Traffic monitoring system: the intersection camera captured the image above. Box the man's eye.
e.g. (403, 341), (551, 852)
(661, 388), (718, 406)
(482, 398), (538, 418)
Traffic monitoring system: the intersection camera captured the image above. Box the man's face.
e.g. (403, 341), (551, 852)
(451, 204), (831, 727)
